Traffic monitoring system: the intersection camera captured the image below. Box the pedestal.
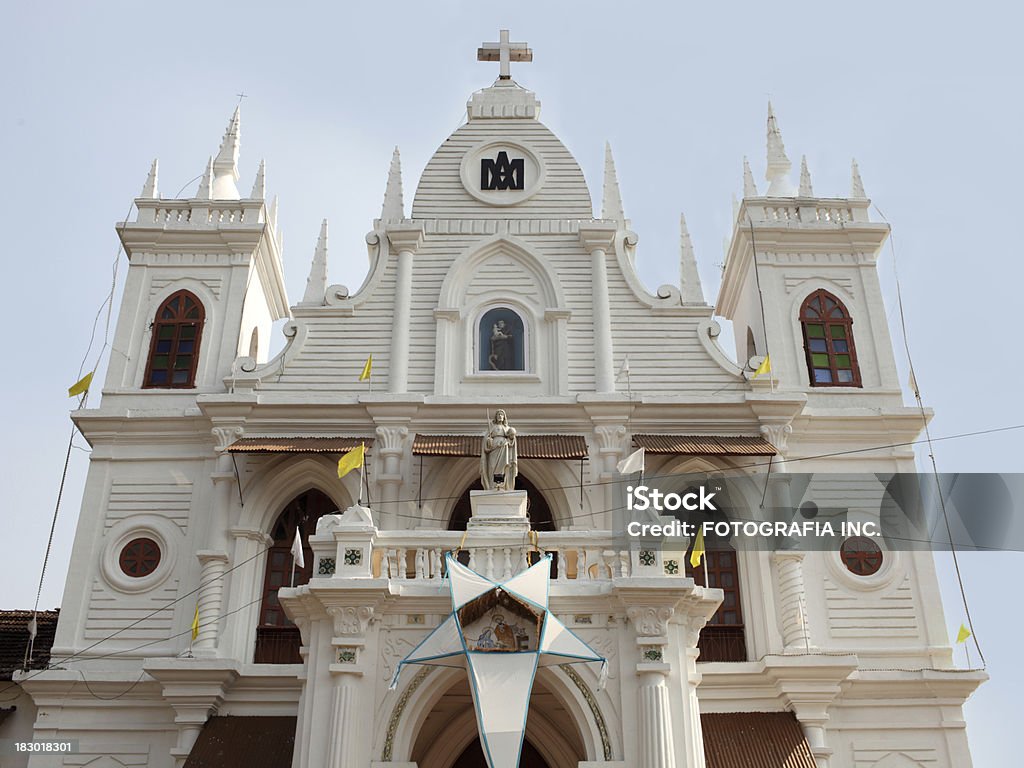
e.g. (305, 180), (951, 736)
(468, 490), (529, 531)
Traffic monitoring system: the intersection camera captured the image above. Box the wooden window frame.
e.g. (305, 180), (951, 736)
(118, 537), (161, 578)
(799, 289), (862, 388)
(143, 290), (205, 389)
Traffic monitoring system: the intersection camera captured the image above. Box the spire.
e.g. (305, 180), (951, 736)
(212, 106), (241, 200)
(196, 156), (214, 200)
(269, 195), (279, 230)
(731, 193), (740, 221)
(601, 142), (626, 224)
(250, 159), (265, 199)
(679, 213), (705, 305)
(765, 101), (795, 196)
(301, 219), (329, 306)
(850, 158), (867, 198)
(140, 159), (159, 198)
(742, 156), (758, 197)
(380, 147), (404, 223)
(798, 155), (814, 197)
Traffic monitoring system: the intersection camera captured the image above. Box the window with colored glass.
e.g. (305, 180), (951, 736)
(144, 291), (204, 388)
(799, 289), (861, 387)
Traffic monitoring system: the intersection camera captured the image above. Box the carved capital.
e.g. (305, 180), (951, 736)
(578, 221), (618, 252)
(386, 222), (425, 254)
(760, 422), (793, 453)
(211, 425), (244, 452)
(375, 425), (409, 454)
(328, 606), (375, 637)
(626, 605), (674, 638)
(593, 425), (627, 454)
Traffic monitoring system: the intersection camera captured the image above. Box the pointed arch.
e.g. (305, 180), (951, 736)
(438, 235), (566, 310)
(799, 288), (862, 387)
(143, 289), (205, 388)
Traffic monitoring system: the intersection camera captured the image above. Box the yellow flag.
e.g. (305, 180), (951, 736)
(359, 355), (373, 382)
(191, 604), (200, 641)
(337, 444), (365, 478)
(68, 371), (94, 397)
(753, 354), (771, 378)
(689, 526), (705, 568)
(956, 624), (971, 644)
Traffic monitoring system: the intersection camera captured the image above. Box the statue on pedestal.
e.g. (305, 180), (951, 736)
(480, 409), (518, 491)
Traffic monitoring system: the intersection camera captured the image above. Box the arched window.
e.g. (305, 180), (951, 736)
(144, 290), (204, 388)
(477, 307), (526, 372)
(800, 289), (861, 387)
(254, 489), (335, 664)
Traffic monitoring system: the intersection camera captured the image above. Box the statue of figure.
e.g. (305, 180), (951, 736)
(488, 319), (514, 370)
(480, 409), (518, 491)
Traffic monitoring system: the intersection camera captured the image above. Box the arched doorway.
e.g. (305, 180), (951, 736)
(253, 489), (336, 663)
(411, 675), (584, 768)
(451, 738), (550, 768)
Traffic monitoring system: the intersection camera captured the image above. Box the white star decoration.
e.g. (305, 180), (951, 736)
(390, 553), (606, 768)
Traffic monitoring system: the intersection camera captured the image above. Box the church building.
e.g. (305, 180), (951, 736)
(7, 29), (985, 768)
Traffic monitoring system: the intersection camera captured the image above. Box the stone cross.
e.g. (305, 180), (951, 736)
(477, 29), (532, 80)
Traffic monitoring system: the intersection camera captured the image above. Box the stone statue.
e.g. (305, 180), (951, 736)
(480, 409), (518, 491)
(488, 319), (514, 370)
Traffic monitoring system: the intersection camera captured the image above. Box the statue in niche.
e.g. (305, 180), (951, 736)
(488, 319), (514, 370)
(480, 409), (518, 491)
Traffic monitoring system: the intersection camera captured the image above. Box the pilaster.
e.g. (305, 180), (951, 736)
(386, 223), (425, 394)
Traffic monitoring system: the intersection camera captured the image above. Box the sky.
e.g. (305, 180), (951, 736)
(2, 0), (1022, 763)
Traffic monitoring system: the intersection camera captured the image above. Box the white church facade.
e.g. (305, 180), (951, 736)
(8, 31), (986, 768)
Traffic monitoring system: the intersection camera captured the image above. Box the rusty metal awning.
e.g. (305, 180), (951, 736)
(701, 712), (817, 768)
(633, 434), (776, 456)
(226, 437), (374, 454)
(413, 434), (588, 460)
(184, 716), (296, 768)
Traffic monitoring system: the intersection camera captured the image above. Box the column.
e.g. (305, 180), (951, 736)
(626, 605), (677, 768)
(594, 424), (627, 531)
(193, 551), (229, 655)
(386, 224), (424, 394)
(579, 222), (618, 393)
(374, 425), (409, 530)
(774, 551), (811, 651)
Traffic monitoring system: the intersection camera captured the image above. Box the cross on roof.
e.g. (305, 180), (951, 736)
(477, 29), (532, 81)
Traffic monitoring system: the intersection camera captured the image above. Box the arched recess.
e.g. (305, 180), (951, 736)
(392, 667), (605, 768)
(648, 455), (767, 662)
(434, 236), (570, 397)
(416, 455), (581, 532)
(448, 476), (556, 531)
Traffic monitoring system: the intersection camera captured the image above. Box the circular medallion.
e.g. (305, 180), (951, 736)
(460, 140), (545, 206)
(119, 537), (162, 578)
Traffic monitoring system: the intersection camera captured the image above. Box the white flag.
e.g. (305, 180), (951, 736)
(290, 526), (305, 569)
(616, 356), (630, 380)
(616, 447), (645, 475)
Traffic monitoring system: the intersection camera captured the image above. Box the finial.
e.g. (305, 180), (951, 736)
(765, 101), (795, 196)
(850, 158), (867, 199)
(742, 156), (758, 197)
(212, 106), (241, 200)
(250, 159), (265, 199)
(140, 158), (159, 199)
(679, 212), (705, 305)
(380, 147), (404, 223)
(301, 219), (329, 306)
(601, 142), (627, 224)
(798, 155), (814, 197)
(196, 156), (214, 200)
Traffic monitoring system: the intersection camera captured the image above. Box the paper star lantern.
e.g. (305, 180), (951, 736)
(390, 553), (606, 768)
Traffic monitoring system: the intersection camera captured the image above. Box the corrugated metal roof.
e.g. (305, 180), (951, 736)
(0, 610), (59, 681)
(226, 437), (374, 454)
(702, 712), (817, 768)
(633, 434), (777, 456)
(413, 434), (589, 460)
(183, 716), (296, 768)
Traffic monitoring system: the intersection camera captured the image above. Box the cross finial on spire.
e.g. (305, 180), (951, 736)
(478, 29), (532, 80)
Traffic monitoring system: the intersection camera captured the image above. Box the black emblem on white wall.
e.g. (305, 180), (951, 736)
(481, 151), (525, 191)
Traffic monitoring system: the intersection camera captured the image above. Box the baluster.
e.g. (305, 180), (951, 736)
(431, 548), (441, 580)
(468, 548), (477, 571)
(521, 547), (530, 572)
(602, 550), (617, 579)
(501, 548), (512, 579)
(485, 548), (495, 579)
(619, 550), (629, 578)
(396, 548), (408, 579)
(381, 549), (393, 579)
(577, 548), (587, 580)
(556, 548), (567, 582)
(415, 548), (425, 579)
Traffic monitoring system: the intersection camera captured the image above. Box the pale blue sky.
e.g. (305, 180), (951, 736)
(2, 1), (1021, 763)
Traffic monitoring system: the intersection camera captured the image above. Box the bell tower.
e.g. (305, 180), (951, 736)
(717, 104), (902, 405)
(106, 107), (289, 396)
